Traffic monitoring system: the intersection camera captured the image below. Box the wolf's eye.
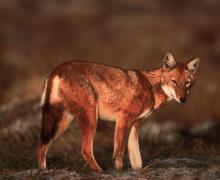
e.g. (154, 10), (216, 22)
(171, 79), (177, 85)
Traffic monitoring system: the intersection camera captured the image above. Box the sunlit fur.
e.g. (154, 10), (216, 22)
(40, 79), (48, 106)
(128, 124), (142, 169)
(37, 52), (199, 172)
(49, 75), (62, 105)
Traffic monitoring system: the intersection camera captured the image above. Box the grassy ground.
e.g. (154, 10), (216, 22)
(0, 155), (219, 179)
(0, 98), (219, 179)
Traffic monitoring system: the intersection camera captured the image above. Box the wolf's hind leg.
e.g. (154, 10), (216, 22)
(37, 103), (73, 170)
(78, 107), (102, 172)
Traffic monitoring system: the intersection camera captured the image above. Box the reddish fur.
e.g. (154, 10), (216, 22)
(37, 54), (198, 172)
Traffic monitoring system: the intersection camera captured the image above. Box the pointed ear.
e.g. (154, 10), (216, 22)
(186, 58), (200, 74)
(163, 52), (177, 70)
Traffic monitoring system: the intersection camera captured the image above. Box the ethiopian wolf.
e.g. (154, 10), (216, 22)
(37, 52), (199, 172)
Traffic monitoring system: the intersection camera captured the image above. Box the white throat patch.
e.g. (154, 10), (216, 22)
(161, 84), (179, 102)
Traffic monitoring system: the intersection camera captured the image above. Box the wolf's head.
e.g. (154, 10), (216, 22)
(161, 52), (200, 104)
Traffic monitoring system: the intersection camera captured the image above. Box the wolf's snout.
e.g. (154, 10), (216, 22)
(180, 97), (186, 103)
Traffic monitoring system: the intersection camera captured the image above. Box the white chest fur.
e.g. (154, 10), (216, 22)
(137, 109), (152, 119)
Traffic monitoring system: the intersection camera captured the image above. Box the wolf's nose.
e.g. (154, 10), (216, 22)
(180, 97), (186, 103)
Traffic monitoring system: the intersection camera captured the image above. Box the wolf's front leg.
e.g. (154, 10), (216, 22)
(128, 122), (142, 170)
(113, 113), (132, 170)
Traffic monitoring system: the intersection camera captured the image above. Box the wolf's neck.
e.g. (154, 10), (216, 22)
(142, 68), (163, 86)
(141, 68), (169, 109)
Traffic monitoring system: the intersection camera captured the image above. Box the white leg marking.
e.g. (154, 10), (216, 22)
(40, 79), (48, 106)
(50, 75), (62, 104)
(128, 125), (142, 169)
(137, 109), (151, 119)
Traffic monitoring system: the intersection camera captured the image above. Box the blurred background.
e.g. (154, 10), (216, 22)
(0, 0), (219, 173)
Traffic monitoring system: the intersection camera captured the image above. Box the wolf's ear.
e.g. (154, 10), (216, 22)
(163, 52), (177, 70)
(186, 58), (200, 75)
